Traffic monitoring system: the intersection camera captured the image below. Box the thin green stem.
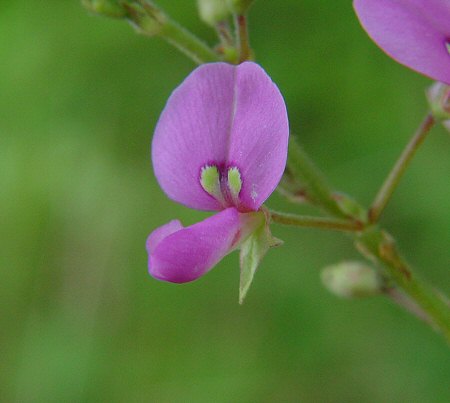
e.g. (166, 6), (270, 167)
(356, 227), (450, 342)
(369, 112), (435, 223)
(287, 137), (347, 218)
(284, 135), (450, 341)
(124, 0), (220, 64)
(160, 19), (220, 64)
(215, 21), (239, 63)
(215, 21), (234, 47)
(270, 210), (363, 232)
(386, 288), (437, 328)
(234, 14), (251, 62)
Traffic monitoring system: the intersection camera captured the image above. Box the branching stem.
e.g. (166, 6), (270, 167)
(283, 129), (450, 342)
(368, 113), (435, 223)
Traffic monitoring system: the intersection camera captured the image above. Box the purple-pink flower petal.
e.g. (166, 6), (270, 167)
(147, 208), (242, 283)
(354, 0), (450, 84)
(152, 62), (289, 212)
(227, 62), (289, 211)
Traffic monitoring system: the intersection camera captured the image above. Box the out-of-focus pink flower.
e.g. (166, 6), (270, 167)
(354, 0), (450, 84)
(147, 62), (289, 283)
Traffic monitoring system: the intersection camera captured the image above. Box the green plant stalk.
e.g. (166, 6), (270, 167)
(159, 18), (220, 64)
(285, 135), (450, 341)
(368, 112), (435, 223)
(215, 20), (234, 48)
(287, 137), (347, 218)
(124, 0), (220, 64)
(356, 227), (450, 342)
(234, 13), (251, 62)
(270, 210), (362, 232)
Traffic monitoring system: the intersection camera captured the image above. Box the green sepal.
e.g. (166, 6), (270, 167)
(239, 213), (282, 304)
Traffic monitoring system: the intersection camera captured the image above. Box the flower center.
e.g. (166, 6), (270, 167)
(446, 40), (450, 56)
(200, 164), (242, 208)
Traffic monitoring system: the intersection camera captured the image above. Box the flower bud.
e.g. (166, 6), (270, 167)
(197, 0), (231, 26)
(227, 0), (255, 14)
(82, 0), (127, 18)
(426, 81), (450, 120)
(321, 261), (383, 299)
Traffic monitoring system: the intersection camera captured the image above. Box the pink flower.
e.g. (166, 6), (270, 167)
(354, 0), (450, 84)
(147, 62), (289, 285)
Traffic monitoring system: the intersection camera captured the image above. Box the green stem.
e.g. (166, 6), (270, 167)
(215, 21), (234, 48)
(287, 137), (347, 218)
(386, 288), (437, 328)
(356, 227), (450, 342)
(234, 14), (251, 62)
(270, 210), (362, 232)
(284, 136), (450, 341)
(125, 0), (220, 64)
(368, 113), (435, 223)
(160, 18), (220, 64)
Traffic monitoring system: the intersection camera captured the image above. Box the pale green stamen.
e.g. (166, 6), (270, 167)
(446, 41), (450, 55)
(227, 167), (242, 198)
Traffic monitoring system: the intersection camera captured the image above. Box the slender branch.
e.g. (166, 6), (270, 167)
(356, 227), (450, 342)
(214, 21), (239, 63)
(287, 137), (348, 218)
(368, 113), (435, 223)
(234, 14), (251, 62)
(386, 288), (437, 328)
(270, 210), (363, 232)
(160, 19), (220, 64)
(124, 0), (220, 64)
(284, 135), (450, 341)
(215, 20), (234, 47)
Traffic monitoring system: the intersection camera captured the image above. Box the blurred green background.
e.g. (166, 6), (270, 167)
(1, 1), (449, 402)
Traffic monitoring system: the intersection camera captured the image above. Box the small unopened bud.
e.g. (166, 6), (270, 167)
(426, 81), (450, 120)
(227, 0), (255, 14)
(197, 0), (231, 26)
(82, 0), (127, 18)
(321, 261), (383, 298)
